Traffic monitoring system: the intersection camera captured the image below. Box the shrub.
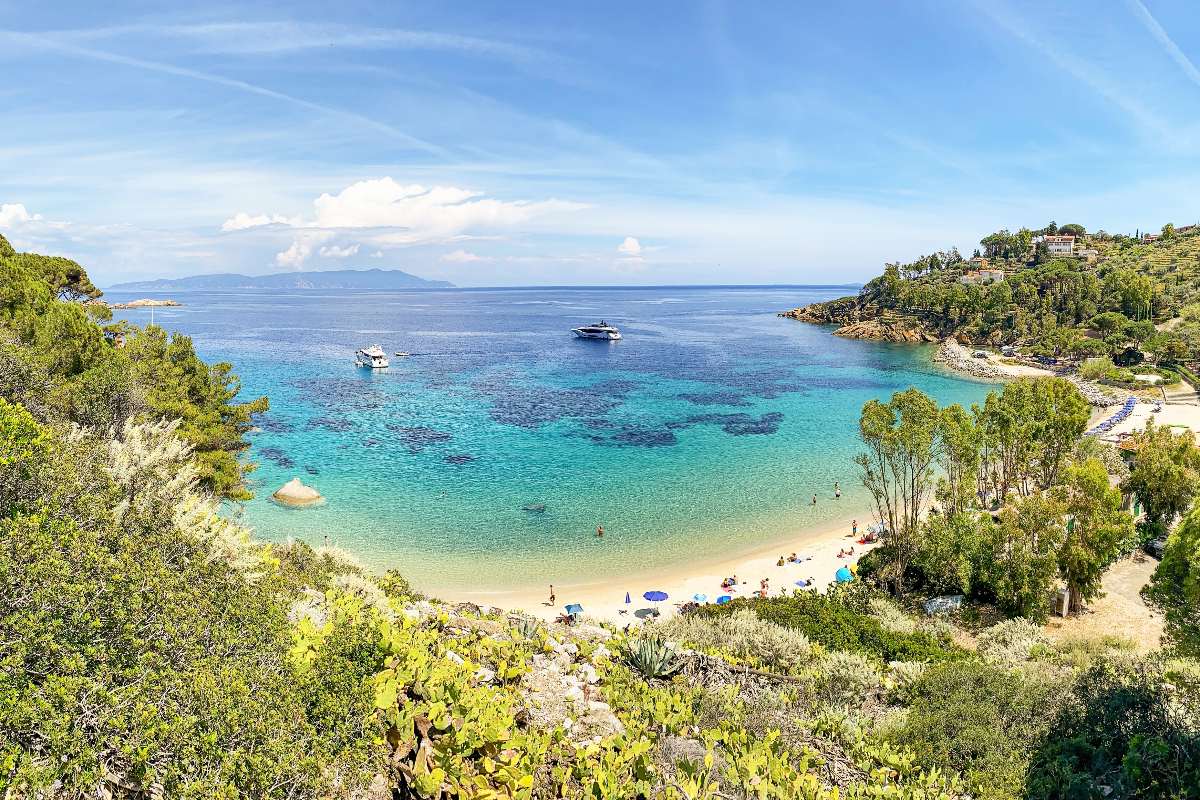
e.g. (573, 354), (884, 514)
(697, 591), (963, 664)
(885, 660), (929, 704)
(650, 608), (814, 672)
(817, 651), (881, 705)
(623, 637), (684, 679)
(1026, 657), (1200, 799)
(896, 660), (1064, 800)
(977, 618), (1048, 664)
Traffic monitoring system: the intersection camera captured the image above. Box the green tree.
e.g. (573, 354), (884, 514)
(1122, 419), (1200, 524)
(1146, 506), (1200, 656)
(936, 404), (980, 515)
(982, 492), (1065, 619)
(914, 512), (987, 596)
(855, 388), (942, 593)
(1055, 459), (1133, 613)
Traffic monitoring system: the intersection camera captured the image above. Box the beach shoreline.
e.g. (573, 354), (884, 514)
(435, 503), (881, 624)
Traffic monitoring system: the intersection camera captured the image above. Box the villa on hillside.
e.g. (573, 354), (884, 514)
(1143, 232), (1161, 242)
(1043, 234), (1076, 255)
(959, 268), (1006, 285)
(968, 256), (990, 268)
(1077, 247), (1099, 263)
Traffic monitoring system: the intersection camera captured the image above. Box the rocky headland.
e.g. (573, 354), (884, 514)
(108, 298), (183, 309)
(779, 300), (938, 343)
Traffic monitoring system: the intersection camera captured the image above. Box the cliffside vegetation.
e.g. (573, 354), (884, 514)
(2, 240), (1198, 798)
(784, 221), (1200, 369)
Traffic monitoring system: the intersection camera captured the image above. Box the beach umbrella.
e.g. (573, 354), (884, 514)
(564, 603), (584, 615)
(693, 593), (707, 603)
(716, 595), (732, 604)
(643, 590), (668, 602)
(624, 591), (631, 605)
(834, 566), (854, 583)
(794, 580), (809, 587)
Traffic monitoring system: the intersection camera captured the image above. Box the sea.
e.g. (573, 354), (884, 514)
(105, 285), (996, 592)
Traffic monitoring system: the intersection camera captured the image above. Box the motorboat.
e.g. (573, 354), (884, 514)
(355, 344), (389, 369)
(394, 351), (410, 357)
(571, 320), (622, 340)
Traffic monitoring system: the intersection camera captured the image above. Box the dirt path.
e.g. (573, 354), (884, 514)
(1043, 554), (1164, 653)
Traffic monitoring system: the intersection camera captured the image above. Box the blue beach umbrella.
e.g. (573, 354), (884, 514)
(564, 603), (584, 615)
(693, 593), (707, 603)
(716, 595), (732, 604)
(624, 591), (631, 605)
(643, 590), (668, 602)
(834, 567), (854, 583)
(794, 580), (809, 587)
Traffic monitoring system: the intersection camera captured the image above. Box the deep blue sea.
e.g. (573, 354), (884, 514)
(106, 285), (995, 592)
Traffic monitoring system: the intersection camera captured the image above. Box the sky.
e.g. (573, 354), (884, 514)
(2, 1), (1200, 287)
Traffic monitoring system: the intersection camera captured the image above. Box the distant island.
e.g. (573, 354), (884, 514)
(107, 298), (183, 309)
(107, 267), (454, 292)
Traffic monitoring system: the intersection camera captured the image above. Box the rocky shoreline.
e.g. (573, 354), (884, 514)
(932, 340), (1120, 406)
(779, 302), (938, 343)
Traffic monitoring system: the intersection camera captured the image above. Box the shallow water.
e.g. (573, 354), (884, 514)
(107, 285), (995, 591)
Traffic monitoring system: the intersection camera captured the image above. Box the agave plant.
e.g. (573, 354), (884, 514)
(623, 637), (684, 679)
(512, 616), (543, 641)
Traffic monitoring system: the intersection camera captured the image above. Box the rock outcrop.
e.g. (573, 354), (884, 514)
(271, 477), (324, 507)
(109, 298), (182, 309)
(780, 300), (938, 342)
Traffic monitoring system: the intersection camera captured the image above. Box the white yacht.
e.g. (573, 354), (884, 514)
(572, 320), (622, 340)
(355, 344), (389, 369)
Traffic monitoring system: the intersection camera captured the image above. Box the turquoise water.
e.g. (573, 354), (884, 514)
(107, 286), (995, 592)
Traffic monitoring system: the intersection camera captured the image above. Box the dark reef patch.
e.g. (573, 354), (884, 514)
(611, 428), (678, 447)
(678, 391), (751, 407)
(444, 454), (476, 465)
(668, 411), (784, 436)
(253, 414), (295, 433)
(307, 416), (354, 433)
(258, 446), (295, 468)
(386, 424), (453, 453)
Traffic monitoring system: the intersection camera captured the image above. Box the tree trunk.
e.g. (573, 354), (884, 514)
(1067, 584), (1083, 615)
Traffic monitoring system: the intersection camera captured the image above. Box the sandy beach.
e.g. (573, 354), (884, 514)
(442, 505), (881, 624)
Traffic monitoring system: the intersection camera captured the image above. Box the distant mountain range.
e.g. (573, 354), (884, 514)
(107, 268), (454, 292)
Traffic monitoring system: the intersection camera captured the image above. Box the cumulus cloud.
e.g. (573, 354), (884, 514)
(221, 177), (586, 268)
(319, 243), (360, 259)
(0, 203), (41, 228)
(617, 236), (643, 258)
(441, 249), (487, 263)
(220, 211), (296, 231)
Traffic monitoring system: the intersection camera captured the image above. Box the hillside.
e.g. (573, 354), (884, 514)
(108, 267), (454, 291)
(4, 231), (1200, 799)
(781, 224), (1200, 369)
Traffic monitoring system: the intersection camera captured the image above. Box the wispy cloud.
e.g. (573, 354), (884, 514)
(0, 29), (451, 158)
(1125, 0), (1200, 88)
(969, 0), (1172, 142)
(44, 21), (544, 62)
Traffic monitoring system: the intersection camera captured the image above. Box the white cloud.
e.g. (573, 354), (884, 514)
(0, 203), (41, 228)
(441, 249), (487, 263)
(220, 211), (296, 231)
(616, 236), (642, 257)
(244, 177), (586, 270)
(318, 243), (360, 259)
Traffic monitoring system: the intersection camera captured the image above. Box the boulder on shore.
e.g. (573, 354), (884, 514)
(272, 477), (324, 507)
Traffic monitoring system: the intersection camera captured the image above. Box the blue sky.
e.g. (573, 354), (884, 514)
(1, 1), (1199, 287)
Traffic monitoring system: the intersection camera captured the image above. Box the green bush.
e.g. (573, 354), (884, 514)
(896, 660), (1064, 800)
(1026, 657), (1200, 799)
(696, 589), (963, 664)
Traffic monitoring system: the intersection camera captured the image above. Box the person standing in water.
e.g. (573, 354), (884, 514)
(811, 494), (817, 506)
(834, 481), (841, 498)
(596, 524), (604, 538)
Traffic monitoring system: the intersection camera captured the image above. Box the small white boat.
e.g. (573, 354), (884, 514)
(394, 351), (410, 357)
(572, 320), (622, 340)
(355, 344), (389, 369)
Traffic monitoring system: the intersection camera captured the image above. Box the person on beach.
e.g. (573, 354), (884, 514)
(776, 556), (785, 567)
(834, 481), (841, 498)
(788, 552), (797, 562)
(811, 494), (817, 506)
(548, 585), (555, 605)
(596, 524), (604, 538)
(852, 519), (858, 537)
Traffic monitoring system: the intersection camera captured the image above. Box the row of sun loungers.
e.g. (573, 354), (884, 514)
(1086, 397), (1137, 436)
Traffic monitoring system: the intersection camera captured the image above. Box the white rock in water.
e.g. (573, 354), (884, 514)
(271, 477), (324, 507)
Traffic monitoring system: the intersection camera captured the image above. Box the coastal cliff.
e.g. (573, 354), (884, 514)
(779, 298), (939, 343)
